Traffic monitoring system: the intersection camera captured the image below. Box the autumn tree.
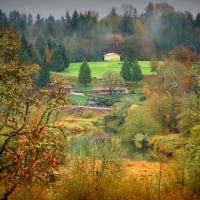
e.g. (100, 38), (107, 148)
(178, 75), (200, 135)
(112, 97), (134, 125)
(175, 77), (200, 197)
(0, 27), (21, 63)
(157, 60), (185, 96)
(102, 71), (125, 95)
(123, 104), (162, 150)
(146, 93), (181, 131)
(102, 34), (124, 55)
(156, 57), (187, 131)
(169, 45), (197, 70)
(142, 84), (151, 97)
(78, 58), (92, 86)
(0, 27), (67, 200)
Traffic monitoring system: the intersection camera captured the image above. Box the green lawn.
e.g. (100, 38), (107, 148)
(57, 61), (153, 78)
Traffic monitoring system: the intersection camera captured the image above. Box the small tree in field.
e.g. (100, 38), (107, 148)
(78, 58), (92, 86)
(102, 71), (125, 95)
(131, 60), (143, 85)
(120, 57), (131, 82)
(123, 104), (162, 150)
(0, 27), (67, 200)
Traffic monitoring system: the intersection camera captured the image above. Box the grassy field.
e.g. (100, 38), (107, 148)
(58, 61), (153, 78)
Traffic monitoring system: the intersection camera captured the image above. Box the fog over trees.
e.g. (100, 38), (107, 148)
(0, 2), (200, 64)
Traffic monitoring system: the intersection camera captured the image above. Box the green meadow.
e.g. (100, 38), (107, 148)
(58, 61), (153, 78)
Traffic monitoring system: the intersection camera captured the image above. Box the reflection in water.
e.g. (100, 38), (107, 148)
(68, 136), (163, 162)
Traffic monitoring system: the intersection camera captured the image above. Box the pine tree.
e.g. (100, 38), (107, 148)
(36, 62), (50, 88)
(131, 60), (143, 85)
(71, 9), (79, 31)
(78, 58), (91, 86)
(19, 34), (31, 63)
(120, 57), (131, 82)
(120, 15), (134, 35)
(50, 44), (69, 72)
(35, 35), (46, 59)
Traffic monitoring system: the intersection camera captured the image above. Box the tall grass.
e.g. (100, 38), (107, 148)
(54, 156), (191, 200)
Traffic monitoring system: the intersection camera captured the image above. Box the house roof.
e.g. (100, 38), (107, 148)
(104, 53), (120, 56)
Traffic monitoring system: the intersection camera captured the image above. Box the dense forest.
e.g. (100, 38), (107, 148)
(0, 2), (200, 66)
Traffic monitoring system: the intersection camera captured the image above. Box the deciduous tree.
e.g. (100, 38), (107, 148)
(123, 104), (162, 150)
(102, 71), (125, 94)
(157, 60), (185, 96)
(146, 93), (181, 131)
(0, 27), (67, 200)
(169, 45), (197, 70)
(178, 76), (200, 135)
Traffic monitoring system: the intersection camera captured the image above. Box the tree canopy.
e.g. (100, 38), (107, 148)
(102, 71), (125, 94)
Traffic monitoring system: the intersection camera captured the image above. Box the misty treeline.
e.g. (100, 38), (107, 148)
(0, 2), (200, 64)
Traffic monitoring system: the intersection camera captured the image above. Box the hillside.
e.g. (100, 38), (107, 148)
(55, 61), (153, 78)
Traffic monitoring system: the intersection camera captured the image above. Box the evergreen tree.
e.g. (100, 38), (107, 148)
(64, 11), (72, 33)
(195, 13), (200, 27)
(35, 13), (42, 26)
(19, 34), (31, 63)
(9, 10), (26, 34)
(131, 60), (143, 85)
(36, 62), (50, 88)
(120, 15), (134, 35)
(78, 58), (92, 86)
(28, 43), (40, 63)
(109, 7), (118, 16)
(46, 22), (55, 37)
(0, 9), (8, 26)
(35, 35), (46, 59)
(27, 14), (33, 25)
(120, 57), (131, 81)
(50, 44), (69, 72)
(123, 39), (136, 62)
(47, 38), (56, 50)
(71, 9), (79, 32)
(75, 44), (85, 62)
